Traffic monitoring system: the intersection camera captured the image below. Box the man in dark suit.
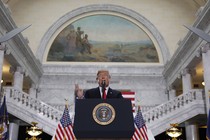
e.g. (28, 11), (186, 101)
(76, 70), (123, 99)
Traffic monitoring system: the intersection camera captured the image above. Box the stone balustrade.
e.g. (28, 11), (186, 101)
(4, 87), (63, 122)
(3, 87), (62, 135)
(143, 90), (204, 124)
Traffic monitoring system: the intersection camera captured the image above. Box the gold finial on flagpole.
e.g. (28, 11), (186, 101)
(138, 105), (140, 111)
(64, 99), (68, 108)
(136, 99), (141, 106)
(135, 99), (141, 112)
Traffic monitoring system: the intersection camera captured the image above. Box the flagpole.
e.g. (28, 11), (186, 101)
(64, 98), (69, 110)
(137, 105), (140, 112)
(0, 93), (5, 107)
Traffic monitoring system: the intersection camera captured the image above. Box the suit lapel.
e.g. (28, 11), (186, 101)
(107, 88), (112, 98)
(96, 87), (102, 98)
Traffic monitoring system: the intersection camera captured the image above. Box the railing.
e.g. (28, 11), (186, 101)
(3, 87), (63, 122)
(49, 103), (75, 113)
(141, 105), (158, 113)
(143, 89), (205, 124)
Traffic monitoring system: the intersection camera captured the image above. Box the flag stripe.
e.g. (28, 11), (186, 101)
(124, 97), (135, 100)
(56, 130), (61, 140)
(59, 124), (65, 137)
(56, 125), (62, 140)
(132, 126), (142, 140)
(65, 126), (73, 140)
(68, 126), (75, 139)
(122, 92), (135, 95)
(140, 127), (148, 140)
(64, 127), (70, 140)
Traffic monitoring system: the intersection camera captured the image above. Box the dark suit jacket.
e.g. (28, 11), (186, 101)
(84, 87), (123, 99)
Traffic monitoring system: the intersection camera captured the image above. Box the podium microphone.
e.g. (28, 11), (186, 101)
(102, 80), (106, 92)
(102, 80), (106, 86)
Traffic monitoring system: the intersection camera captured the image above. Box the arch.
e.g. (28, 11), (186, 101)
(37, 4), (170, 64)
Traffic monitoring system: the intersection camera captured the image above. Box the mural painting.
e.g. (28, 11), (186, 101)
(47, 15), (159, 62)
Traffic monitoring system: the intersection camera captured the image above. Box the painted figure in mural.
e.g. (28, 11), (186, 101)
(81, 34), (92, 54)
(66, 25), (77, 54)
(75, 70), (123, 99)
(75, 27), (84, 48)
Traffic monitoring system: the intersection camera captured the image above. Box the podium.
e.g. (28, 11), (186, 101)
(73, 99), (134, 139)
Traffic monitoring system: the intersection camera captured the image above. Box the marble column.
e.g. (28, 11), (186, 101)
(9, 122), (19, 140)
(182, 69), (197, 139)
(13, 66), (24, 91)
(201, 43), (210, 114)
(0, 44), (5, 91)
(181, 68), (192, 94)
(168, 87), (176, 100)
(29, 83), (37, 98)
(185, 122), (199, 140)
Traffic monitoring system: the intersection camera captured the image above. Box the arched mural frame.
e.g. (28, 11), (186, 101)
(37, 4), (170, 64)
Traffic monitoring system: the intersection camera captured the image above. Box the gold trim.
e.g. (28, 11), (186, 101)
(92, 103), (115, 125)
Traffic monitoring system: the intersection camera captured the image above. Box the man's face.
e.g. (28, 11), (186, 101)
(97, 72), (110, 87)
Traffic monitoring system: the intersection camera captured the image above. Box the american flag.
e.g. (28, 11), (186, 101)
(53, 105), (76, 140)
(0, 96), (9, 140)
(132, 107), (148, 140)
(121, 91), (135, 112)
(206, 109), (210, 140)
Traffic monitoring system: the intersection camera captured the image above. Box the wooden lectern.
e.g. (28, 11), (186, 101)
(73, 99), (134, 140)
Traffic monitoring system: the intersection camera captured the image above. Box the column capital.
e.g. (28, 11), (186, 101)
(0, 43), (6, 51)
(9, 66), (25, 74)
(16, 66), (25, 74)
(195, 47), (202, 57)
(167, 85), (175, 91)
(9, 66), (15, 74)
(177, 73), (181, 79)
(201, 43), (210, 53)
(181, 68), (190, 76)
(0, 43), (11, 55)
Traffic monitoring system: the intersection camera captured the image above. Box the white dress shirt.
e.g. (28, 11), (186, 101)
(99, 86), (109, 98)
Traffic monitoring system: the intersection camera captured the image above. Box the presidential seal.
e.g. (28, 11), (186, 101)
(92, 103), (115, 125)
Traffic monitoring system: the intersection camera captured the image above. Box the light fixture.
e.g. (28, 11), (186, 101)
(1, 80), (3, 83)
(202, 81), (205, 86)
(26, 122), (42, 140)
(166, 123), (182, 140)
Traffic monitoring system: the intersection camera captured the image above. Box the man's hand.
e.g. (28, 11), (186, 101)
(75, 84), (84, 99)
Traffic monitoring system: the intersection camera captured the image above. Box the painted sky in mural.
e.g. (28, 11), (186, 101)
(47, 15), (159, 62)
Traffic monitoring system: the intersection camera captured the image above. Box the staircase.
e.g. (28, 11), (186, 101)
(3, 87), (62, 136)
(3, 87), (206, 136)
(142, 89), (206, 136)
